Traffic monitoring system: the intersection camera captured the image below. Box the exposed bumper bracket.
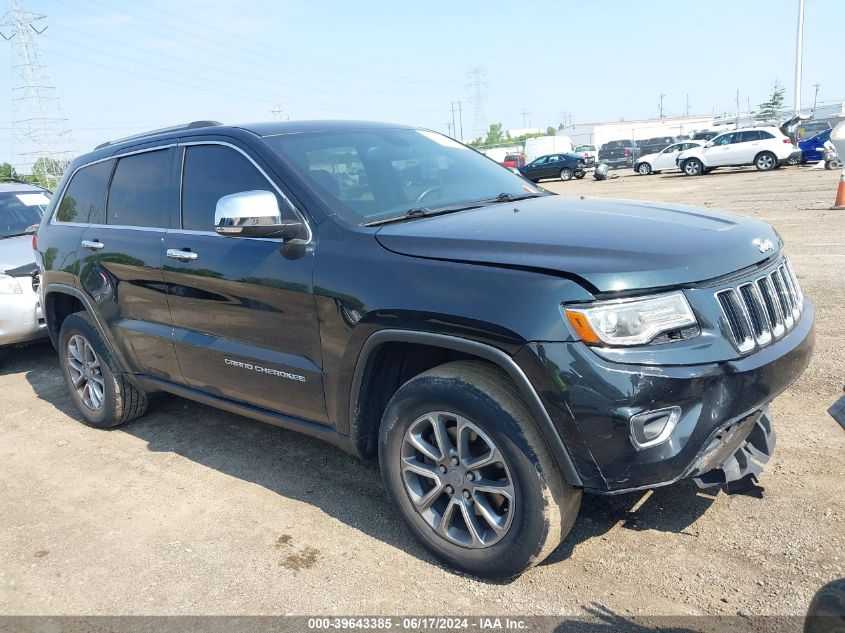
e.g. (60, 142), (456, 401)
(693, 410), (776, 489)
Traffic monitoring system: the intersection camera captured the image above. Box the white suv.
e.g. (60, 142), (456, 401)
(676, 127), (801, 176)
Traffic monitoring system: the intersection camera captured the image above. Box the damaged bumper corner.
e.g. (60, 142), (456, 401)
(689, 408), (776, 488)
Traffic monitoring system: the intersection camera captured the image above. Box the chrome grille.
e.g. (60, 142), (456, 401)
(716, 258), (803, 353)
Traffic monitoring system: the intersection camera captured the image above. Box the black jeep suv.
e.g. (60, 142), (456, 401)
(36, 120), (814, 578)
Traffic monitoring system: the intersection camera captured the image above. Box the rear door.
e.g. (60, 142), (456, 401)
(76, 146), (181, 380)
(162, 140), (327, 423)
(735, 130), (763, 163)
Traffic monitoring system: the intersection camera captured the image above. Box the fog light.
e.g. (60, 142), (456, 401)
(629, 406), (681, 450)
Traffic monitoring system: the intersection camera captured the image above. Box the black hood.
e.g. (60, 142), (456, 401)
(374, 195), (782, 293)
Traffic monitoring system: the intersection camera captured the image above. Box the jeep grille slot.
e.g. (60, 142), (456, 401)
(717, 258), (804, 354)
(716, 289), (755, 353)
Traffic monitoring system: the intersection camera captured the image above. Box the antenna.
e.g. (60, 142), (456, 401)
(0, 0), (73, 189)
(465, 67), (489, 141)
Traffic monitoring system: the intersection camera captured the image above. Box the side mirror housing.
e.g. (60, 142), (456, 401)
(704, 142), (714, 148)
(214, 190), (302, 240)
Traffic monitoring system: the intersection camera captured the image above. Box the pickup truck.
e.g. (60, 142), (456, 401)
(598, 139), (641, 168)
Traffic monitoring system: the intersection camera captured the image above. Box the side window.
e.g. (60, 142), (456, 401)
(56, 160), (113, 224)
(663, 144), (678, 153)
(181, 145), (288, 232)
(107, 150), (170, 227)
(738, 131), (761, 143)
(712, 133), (735, 146)
(758, 131), (775, 140)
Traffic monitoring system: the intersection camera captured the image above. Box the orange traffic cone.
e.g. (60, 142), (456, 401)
(833, 170), (845, 210)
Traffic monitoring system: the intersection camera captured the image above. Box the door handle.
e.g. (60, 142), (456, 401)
(81, 240), (105, 251)
(166, 248), (198, 261)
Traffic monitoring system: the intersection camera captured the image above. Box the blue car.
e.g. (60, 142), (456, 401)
(799, 129), (832, 163)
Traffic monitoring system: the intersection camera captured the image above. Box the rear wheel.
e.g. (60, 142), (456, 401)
(559, 168), (573, 181)
(574, 172), (585, 179)
(754, 152), (777, 171)
(58, 312), (147, 429)
(379, 360), (581, 578)
(683, 158), (704, 176)
(636, 162), (652, 175)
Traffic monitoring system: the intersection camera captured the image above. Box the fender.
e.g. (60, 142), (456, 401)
(43, 283), (139, 387)
(350, 329), (583, 488)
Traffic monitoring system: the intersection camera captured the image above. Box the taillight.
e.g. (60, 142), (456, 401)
(783, 138), (793, 144)
(624, 148), (630, 156)
(32, 233), (37, 251)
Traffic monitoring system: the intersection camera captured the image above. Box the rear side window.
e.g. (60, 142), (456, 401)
(56, 160), (113, 224)
(738, 131), (762, 142)
(107, 150), (170, 228)
(181, 144), (285, 232)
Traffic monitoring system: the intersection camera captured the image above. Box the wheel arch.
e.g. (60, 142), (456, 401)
(43, 283), (129, 371)
(349, 329), (583, 487)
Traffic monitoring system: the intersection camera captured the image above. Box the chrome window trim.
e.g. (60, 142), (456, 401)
(178, 140), (313, 244)
(49, 144), (176, 227)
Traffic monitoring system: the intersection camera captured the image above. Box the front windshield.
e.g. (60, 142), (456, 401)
(263, 128), (543, 224)
(0, 190), (50, 239)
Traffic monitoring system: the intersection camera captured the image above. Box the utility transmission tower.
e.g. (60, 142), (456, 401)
(1, 0), (72, 186)
(465, 67), (489, 141)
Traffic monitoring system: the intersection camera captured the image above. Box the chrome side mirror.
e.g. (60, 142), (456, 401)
(214, 190), (301, 240)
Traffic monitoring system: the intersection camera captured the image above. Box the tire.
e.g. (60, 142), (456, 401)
(574, 172), (585, 179)
(636, 162), (652, 175)
(683, 158), (704, 176)
(754, 152), (777, 171)
(379, 360), (581, 578)
(786, 155), (800, 166)
(58, 312), (148, 429)
(559, 168), (573, 181)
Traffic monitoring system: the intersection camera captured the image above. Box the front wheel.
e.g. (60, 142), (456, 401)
(636, 162), (652, 175)
(379, 361), (581, 578)
(559, 168), (573, 181)
(683, 158), (704, 176)
(574, 172), (585, 179)
(755, 152), (777, 171)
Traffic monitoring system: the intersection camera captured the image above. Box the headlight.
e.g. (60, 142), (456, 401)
(0, 274), (22, 294)
(564, 291), (697, 346)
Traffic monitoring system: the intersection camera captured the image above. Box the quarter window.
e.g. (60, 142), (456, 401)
(181, 145), (288, 232)
(56, 160), (113, 224)
(107, 150), (170, 227)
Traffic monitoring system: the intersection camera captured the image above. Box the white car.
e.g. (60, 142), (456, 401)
(676, 127), (801, 176)
(633, 140), (704, 175)
(0, 182), (52, 361)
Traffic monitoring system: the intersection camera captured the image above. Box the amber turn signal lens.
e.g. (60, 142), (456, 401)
(564, 309), (601, 344)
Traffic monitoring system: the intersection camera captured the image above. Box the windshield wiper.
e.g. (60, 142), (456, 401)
(363, 203), (486, 227)
(482, 192), (547, 204)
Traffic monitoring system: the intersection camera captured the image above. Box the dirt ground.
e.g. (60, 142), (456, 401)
(1, 165), (843, 620)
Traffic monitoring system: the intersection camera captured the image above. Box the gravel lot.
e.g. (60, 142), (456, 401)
(1, 165), (843, 620)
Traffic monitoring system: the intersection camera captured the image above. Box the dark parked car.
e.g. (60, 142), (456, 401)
(692, 130), (720, 141)
(518, 153), (587, 181)
(636, 136), (677, 155)
(597, 139), (640, 168)
(36, 120), (814, 579)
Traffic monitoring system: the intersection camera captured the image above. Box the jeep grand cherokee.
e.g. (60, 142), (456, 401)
(35, 120), (814, 578)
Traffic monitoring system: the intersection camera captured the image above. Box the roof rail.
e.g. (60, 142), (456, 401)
(94, 120), (223, 151)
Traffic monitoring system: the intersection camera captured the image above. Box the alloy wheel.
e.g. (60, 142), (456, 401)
(400, 411), (515, 548)
(684, 160), (702, 175)
(757, 154), (775, 170)
(66, 334), (105, 411)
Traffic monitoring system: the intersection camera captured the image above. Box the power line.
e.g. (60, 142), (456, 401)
(0, 0), (73, 181)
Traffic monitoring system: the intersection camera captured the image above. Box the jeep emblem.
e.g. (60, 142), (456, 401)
(753, 238), (775, 253)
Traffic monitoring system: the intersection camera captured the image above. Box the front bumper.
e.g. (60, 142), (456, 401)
(516, 299), (815, 493)
(0, 276), (47, 347)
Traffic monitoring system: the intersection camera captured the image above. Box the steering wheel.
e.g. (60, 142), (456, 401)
(414, 186), (444, 207)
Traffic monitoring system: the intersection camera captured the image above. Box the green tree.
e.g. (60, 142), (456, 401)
(484, 122), (505, 145)
(756, 81), (785, 124)
(26, 156), (69, 190)
(546, 126), (556, 136)
(0, 163), (19, 181)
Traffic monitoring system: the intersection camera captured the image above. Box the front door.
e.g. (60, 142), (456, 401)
(705, 132), (739, 166)
(76, 147), (181, 381)
(162, 141), (328, 424)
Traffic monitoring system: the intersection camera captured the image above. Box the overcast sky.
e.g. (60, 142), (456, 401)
(1, 0), (843, 157)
